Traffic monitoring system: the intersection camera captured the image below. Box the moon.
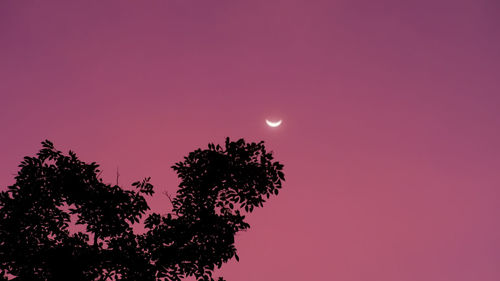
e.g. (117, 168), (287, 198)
(266, 119), (282, 127)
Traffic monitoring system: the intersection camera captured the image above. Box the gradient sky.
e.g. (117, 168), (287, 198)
(1, 1), (500, 280)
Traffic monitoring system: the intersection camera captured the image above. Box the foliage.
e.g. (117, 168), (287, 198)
(0, 138), (284, 281)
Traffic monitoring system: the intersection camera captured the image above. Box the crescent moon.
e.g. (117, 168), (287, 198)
(266, 119), (282, 127)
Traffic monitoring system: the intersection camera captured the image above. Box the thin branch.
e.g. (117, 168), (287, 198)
(163, 190), (174, 208)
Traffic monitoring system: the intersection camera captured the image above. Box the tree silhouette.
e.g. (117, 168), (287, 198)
(0, 138), (284, 281)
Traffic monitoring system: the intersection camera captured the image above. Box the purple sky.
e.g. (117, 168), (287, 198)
(1, 1), (500, 280)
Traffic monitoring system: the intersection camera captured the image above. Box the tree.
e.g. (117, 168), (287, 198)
(0, 138), (285, 281)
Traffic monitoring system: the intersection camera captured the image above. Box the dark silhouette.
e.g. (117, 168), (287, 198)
(0, 138), (284, 281)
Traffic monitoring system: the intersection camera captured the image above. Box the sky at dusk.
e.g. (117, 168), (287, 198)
(1, 1), (500, 280)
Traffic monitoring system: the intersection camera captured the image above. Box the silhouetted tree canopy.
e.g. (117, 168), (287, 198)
(0, 138), (284, 281)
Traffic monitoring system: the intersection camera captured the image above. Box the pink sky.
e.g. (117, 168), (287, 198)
(1, 1), (500, 280)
